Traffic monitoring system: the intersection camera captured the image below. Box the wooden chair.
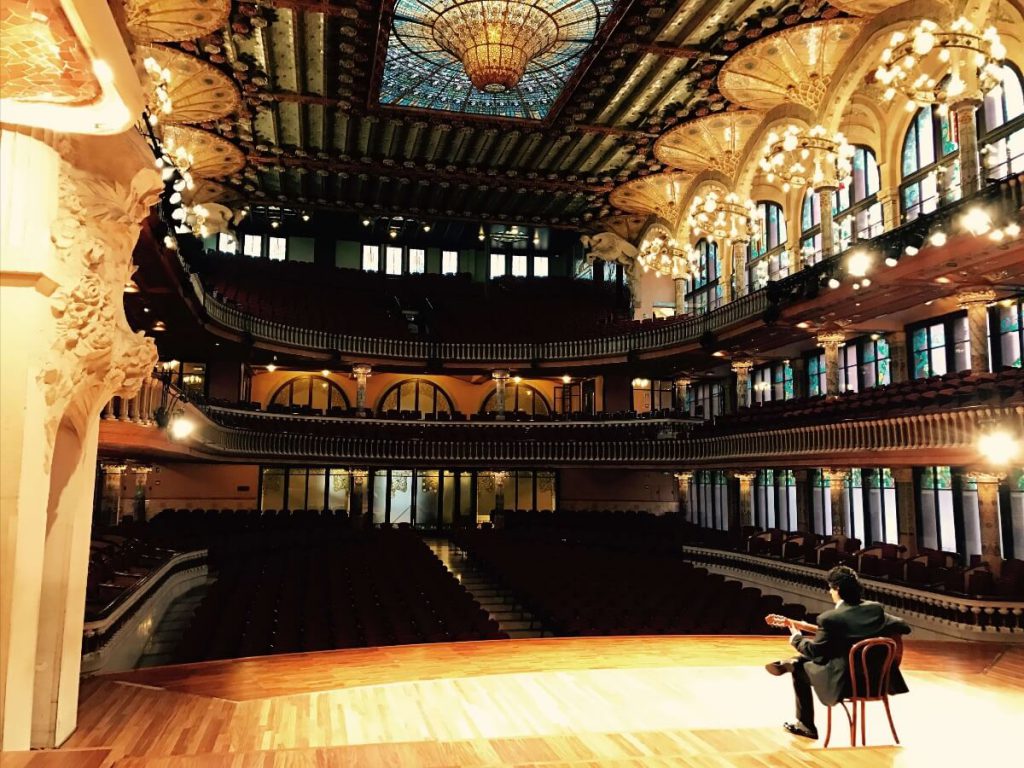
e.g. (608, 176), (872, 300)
(824, 636), (901, 747)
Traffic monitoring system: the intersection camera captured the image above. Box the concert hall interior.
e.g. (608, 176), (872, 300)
(2, 0), (1024, 765)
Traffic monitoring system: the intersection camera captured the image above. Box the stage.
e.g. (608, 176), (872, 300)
(6, 636), (1023, 767)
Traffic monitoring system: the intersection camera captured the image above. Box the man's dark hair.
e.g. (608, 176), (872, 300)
(826, 565), (862, 604)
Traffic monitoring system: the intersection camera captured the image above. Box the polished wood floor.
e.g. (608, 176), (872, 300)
(5, 636), (1023, 767)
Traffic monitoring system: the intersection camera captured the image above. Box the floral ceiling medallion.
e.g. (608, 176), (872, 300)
(654, 110), (766, 177)
(718, 19), (865, 112)
(161, 125), (245, 179)
(609, 172), (695, 227)
(828, 0), (901, 16)
(136, 44), (240, 124)
(379, 0), (614, 120)
(124, 0), (230, 43)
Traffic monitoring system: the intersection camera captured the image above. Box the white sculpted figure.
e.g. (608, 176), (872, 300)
(580, 231), (639, 268)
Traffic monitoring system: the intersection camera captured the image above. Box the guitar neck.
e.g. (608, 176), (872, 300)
(791, 619), (818, 633)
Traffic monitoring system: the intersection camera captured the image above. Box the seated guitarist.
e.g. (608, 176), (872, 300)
(764, 565), (911, 740)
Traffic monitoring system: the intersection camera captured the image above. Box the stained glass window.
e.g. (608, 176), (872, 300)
(362, 244), (380, 272)
(378, 379), (455, 417)
(997, 297), (1023, 368)
(217, 232), (237, 254)
(911, 316), (971, 379)
(385, 246), (403, 275)
(380, 0), (615, 120)
(901, 103), (960, 220)
(690, 470), (730, 530)
(979, 64), (1024, 178)
(747, 201), (789, 290)
(533, 255), (549, 277)
(442, 250), (459, 274)
(409, 248), (426, 274)
(243, 234), (262, 258)
(490, 253), (506, 278)
(687, 239), (720, 315)
(511, 254), (528, 277)
(268, 236), (287, 261)
(807, 352), (827, 396)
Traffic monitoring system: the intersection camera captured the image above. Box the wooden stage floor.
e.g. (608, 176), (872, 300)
(6, 636), (1023, 767)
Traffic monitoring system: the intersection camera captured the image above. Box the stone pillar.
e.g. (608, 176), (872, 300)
(817, 331), (845, 397)
(817, 187), (836, 258)
(958, 290), (996, 374)
(732, 360), (753, 410)
(352, 364), (371, 413)
(675, 378), (691, 414)
(674, 277), (686, 315)
(0, 128), (159, 750)
(676, 471), (693, 522)
(793, 469), (811, 532)
(491, 369), (510, 420)
(718, 238), (733, 305)
(952, 99), (983, 195)
(892, 468), (918, 556)
(887, 331), (909, 384)
(968, 471), (1005, 576)
(732, 241), (749, 297)
(877, 189), (900, 231)
(734, 471), (757, 531)
(825, 468), (850, 542)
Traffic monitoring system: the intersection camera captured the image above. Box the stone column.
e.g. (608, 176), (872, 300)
(793, 469), (811, 532)
(952, 99), (983, 196)
(1, 128), (159, 751)
(958, 290), (996, 374)
(733, 471), (757, 531)
(877, 189), (900, 231)
(731, 360), (753, 410)
(817, 331), (845, 397)
(718, 238), (733, 305)
(675, 378), (691, 414)
(352, 364), (371, 413)
(825, 468), (850, 543)
(674, 277), (687, 315)
(732, 241), (749, 297)
(492, 369), (510, 420)
(892, 468), (918, 556)
(968, 470), (1005, 576)
(887, 331), (909, 384)
(817, 187), (836, 258)
(676, 471), (693, 522)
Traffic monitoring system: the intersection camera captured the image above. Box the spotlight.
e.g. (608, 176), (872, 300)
(266, 363), (277, 372)
(903, 246), (919, 256)
(978, 424), (1021, 466)
(846, 249), (872, 278)
(512, 376), (522, 384)
(302, 213), (310, 222)
(389, 229), (398, 239)
(989, 229), (1005, 242)
(561, 375), (571, 384)
(960, 207), (992, 236)
(929, 230), (947, 247)
(423, 223), (431, 232)
(169, 191), (182, 205)
(1005, 222), (1021, 237)
(362, 218), (371, 226)
(169, 417), (195, 440)
(828, 278), (841, 289)
(885, 256), (899, 267)
(321, 369), (330, 376)
(861, 278), (871, 287)
(270, 220), (280, 229)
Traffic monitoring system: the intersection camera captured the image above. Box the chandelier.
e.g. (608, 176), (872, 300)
(636, 234), (689, 279)
(431, 1), (560, 92)
(759, 124), (855, 192)
(687, 190), (759, 244)
(875, 18), (1005, 109)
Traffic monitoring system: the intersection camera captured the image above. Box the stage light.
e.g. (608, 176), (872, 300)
(363, 218), (371, 226)
(302, 213), (311, 221)
(169, 417), (195, 440)
(423, 223), (431, 232)
(861, 277), (871, 287)
(1005, 222), (1021, 237)
(846, 249), (872, 278)
(561, 374), (571, 384)
(266, 363), (277, 372)
(271, 221), (280, 229)
(885, 256), (899, 267)
(321, 369), (330, 376)
(929, 230), (947, 247)
(512, 376), (522, 384)
(960, 207), (992, 236)
(978, 425), (1020, 465)
(828, 278), (841, 289)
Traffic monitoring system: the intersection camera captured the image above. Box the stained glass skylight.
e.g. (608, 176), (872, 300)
(379, 0), (615, 120)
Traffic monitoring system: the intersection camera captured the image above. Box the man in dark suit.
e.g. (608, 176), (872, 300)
(765, 565), (911, 739)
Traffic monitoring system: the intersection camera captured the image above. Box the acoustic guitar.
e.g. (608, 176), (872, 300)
(765, 613), (817, 633)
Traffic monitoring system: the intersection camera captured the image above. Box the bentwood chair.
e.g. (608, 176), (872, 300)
(824, 636), (901, 747)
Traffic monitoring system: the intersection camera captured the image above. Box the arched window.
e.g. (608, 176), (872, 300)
(746, 201), (788, 290)
(377, 379), (455, 417)
(901, 103), (960, 221)
(978, 63), (1024, 178)
(686, 238), (720, 315)
(800, 146), (882, 262)
(481, 383), (551, 418)
(270, 375), (351, 414)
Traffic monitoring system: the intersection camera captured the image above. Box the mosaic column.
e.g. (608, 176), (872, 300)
(731, 360), (753, 410)
(958, 289), (996, 374)
(825, 468), (849, 542)
(817, 331), (845, 397)
(352, 364), (371, 413)
(952, 99), (983, 196)
(892, 468), (918, 557)
(968, 470), (1005, 576)
(674, 277), (686, 315)
(676, 471), (693, 522)
(792, 470), (811, 532)
(674, 378), (691, 415)
(733, 471), (757, 531)
(492, 369), (510, 421)
(887, 331), (909, 384)
(817, 187), (836, 259)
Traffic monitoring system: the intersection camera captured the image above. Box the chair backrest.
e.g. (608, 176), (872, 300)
(847, 637), (898, 701)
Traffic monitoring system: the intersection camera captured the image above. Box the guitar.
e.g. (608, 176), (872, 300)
(765, 613), (818, 633)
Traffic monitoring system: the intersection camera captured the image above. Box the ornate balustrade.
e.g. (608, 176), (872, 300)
(681, 546), (1024, 638)
(100, 375), (163, 424)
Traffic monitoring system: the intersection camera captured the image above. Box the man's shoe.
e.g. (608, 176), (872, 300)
(764, 658), (797, 676)
(783, 722), (819, 740)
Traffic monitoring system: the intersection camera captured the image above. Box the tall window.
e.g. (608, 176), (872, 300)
(378, 379), (455, 417)
(843, 468), (899, 546)
(533, 255), (549, 277)
(260, 467), (352, 512)
(800, 191), (823, 264)
(687, 239), (720, 315)
(217, 232), (237, 254)
(839, 335), (891, 393)
(385, 246), (403, 275)
(269, 375), (351, 414)
(481, 383), (551, 418)
(409, 248), (425, 274)
(754, 469), (797, 531)
(807, 351), (827, 396)
(686, 381), (723, 419)
(901, 103), (960, 221)
(689, 470), (729, 530)
(834, 146), (883, 249)
(631, 379), (675, 412)
(978, 64), (1024, 178)
(243, 234), (262, 258)
(918, 466), (960, 555)
(811, 470), (832, 537)
(911, 313), (970, 378)
(362, 244), (380, 272)
(511, 253), (528, 277)
(994, 297), (1022, 368)
(268, 236), (287, 261)
(442, 250), (459, 274)
(750, 361), (793, 404)
(747, 201), (788, 290)
(490, 253), (506, 278)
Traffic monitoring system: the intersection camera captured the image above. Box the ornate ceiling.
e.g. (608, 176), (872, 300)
(122, 0), (855, 228)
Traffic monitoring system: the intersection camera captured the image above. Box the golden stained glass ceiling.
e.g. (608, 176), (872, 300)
(717, 19), (865, 113)
(137, 44), (240, 124)
(608, 171), (695, 225)
(124, 0), (230, 43)
(653, 110), (766, 178)
(828, 0), (902, 15)
(162, 125), (245, 179)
